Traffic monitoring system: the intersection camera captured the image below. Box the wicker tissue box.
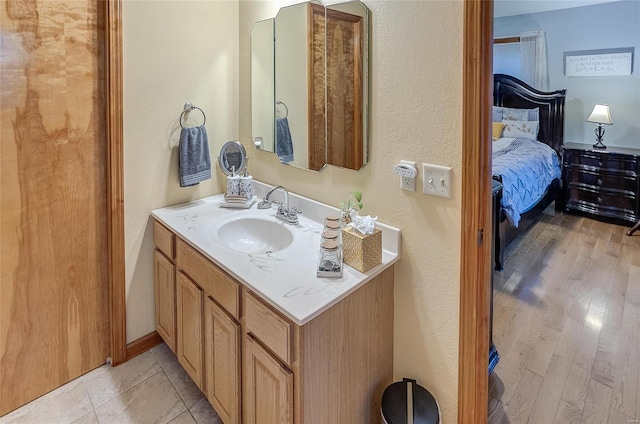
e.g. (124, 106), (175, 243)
(342, 226), (382, 273)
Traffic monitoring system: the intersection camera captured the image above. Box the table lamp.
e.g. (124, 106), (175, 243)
(586, 104), (613, 149)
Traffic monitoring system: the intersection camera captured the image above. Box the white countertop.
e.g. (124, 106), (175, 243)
(151, 183), (401, 325)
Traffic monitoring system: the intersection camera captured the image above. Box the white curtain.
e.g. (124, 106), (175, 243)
(520, 31), (549, 91)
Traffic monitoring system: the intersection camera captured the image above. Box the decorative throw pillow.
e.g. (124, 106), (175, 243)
(502, 120), (539, 139)
(492, 106), (503, 122)
(492, 122), (505, 141)
(499, 106), (539, 121)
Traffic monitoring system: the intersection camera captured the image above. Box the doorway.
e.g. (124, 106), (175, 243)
(0, 0), (125, 415)
(459, 0), (493, 422)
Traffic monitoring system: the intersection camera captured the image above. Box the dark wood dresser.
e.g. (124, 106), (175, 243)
(562, 142), (640, 226)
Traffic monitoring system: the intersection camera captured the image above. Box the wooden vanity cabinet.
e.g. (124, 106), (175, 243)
(153, 222), (176, 353)
(154, 250), (176, 353)
(152, 219), (394, 424)
(243, 291), (295, 424)
(175, 236), (242, 423)
(244, 334), (294, 424)
(205, 297), (241, 424)
(176, 271), (204, 389)
(241, 268), (394, 424)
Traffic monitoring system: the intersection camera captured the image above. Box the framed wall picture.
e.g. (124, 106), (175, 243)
(564, 47), (634, 77)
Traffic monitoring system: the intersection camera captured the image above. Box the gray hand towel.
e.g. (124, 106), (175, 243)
(276, 117), (294, 164)
(179, 125), (211, 187)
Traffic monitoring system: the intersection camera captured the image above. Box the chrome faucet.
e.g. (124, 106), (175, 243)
(257, 186), (300, 225)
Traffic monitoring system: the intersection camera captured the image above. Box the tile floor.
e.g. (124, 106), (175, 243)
(0, 344), (222, 424)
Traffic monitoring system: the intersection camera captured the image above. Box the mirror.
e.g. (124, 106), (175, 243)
(250, 0), (369, 172)
(218, 141), (248, 176)
(251, 19), (275, 152)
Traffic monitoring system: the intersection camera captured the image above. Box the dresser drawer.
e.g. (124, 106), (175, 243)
(566, 186), (636, 214)
(564, 149), (638, 173)
(176, 238), (240, 319)
(154, 220), (175, 260)
(564, 167), (637, 194)
(244, 290), (293, 366)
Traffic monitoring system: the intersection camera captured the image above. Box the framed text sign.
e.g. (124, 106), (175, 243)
(564, 47), (634, 77)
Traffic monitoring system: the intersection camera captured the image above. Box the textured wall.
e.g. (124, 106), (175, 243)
(122, 0), (239, 342)
(240, 1), (464, 421)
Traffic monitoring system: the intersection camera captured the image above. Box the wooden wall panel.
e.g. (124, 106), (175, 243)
(0, 0), (111, 415)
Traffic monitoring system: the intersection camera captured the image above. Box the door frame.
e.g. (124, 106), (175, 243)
(106, 0), (496, 409)
(459, 0), (493, 422)
(106, 0), (126, 366)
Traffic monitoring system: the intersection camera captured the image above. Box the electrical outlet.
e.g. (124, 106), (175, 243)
(422, 163), (452, 198)
(401, 175), (416, 191)
(400, 160), (416, 191)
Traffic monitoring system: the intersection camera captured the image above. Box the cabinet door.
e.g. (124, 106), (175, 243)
(205, 298), (241, 424)
(177, 271), (204, 389)
(154, 250), (176, 352)
(244, 335), (293, 424)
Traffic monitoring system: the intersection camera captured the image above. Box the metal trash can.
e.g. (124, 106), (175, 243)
(381, 378), (440, 424)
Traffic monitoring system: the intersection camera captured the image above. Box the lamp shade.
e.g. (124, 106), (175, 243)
(587, 104), (613, 125)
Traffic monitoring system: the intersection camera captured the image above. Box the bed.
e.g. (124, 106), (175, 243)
(492, 74), (567, 270)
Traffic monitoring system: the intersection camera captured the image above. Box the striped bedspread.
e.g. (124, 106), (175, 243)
(492, 137), (561, 227)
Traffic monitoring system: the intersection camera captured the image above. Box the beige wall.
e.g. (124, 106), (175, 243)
(240, 1), (463, 421)
(122, 0), (238, 342)
(123, 0), (464, 422)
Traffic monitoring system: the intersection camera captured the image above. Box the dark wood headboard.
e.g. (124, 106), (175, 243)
(493, 74), (566, 155)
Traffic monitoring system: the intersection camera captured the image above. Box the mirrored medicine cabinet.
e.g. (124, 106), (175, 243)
(250, 0), (369, 172)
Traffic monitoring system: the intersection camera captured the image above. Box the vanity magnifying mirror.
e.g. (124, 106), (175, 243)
(218, 140), (248, 176)
(250, 0), (369, 172)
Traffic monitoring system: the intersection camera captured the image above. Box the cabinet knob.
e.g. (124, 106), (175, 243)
(597, 196), (603, 204)
(597, 178), (603, 186)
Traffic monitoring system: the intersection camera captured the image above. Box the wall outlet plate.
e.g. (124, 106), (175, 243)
(400, 160), (416, 192)
(423, 163), (452, 198)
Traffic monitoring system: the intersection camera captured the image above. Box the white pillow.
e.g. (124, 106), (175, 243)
(502, 120), (539, 139)
(495, 106), (539, 121)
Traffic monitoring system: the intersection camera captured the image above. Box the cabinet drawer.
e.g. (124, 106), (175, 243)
(176, 238), (240, 319)
(244, 291), (293, 366)
(566, 187), (636, 213)
(564, 150), (638, 173)
(564, 167), (637, 194)
(154, 220), (175, 259)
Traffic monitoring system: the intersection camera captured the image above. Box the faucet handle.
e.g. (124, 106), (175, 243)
(257, 199), (271, 209)
(275, 205), (299, 225)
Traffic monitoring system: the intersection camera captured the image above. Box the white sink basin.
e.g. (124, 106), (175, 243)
(216, 217), (294, 254)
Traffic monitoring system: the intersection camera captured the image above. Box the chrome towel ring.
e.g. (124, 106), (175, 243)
(180, 102), (206, 128)
(276, 101), (288, 119)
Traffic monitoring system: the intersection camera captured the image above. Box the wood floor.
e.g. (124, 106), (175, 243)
(489, 206), (640, 424)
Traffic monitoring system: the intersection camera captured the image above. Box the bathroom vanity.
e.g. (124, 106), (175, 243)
(151, 185), (400, 424)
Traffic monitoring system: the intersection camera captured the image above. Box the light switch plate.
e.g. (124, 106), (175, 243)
(422, 163), (452, 198)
